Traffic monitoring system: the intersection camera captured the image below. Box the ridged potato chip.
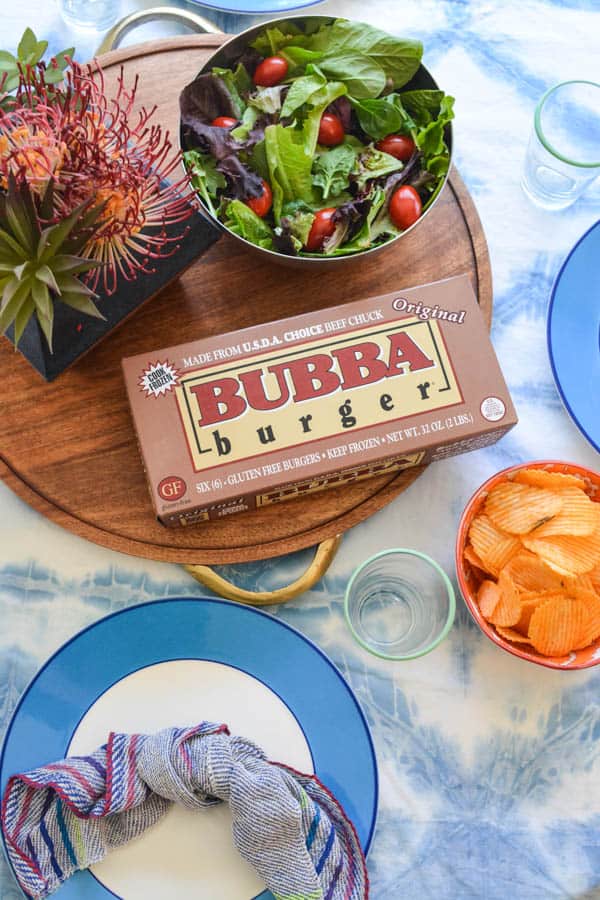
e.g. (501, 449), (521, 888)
(530, 487), (599, 538)
(464, 544), (488, 573)
(477, 579), (500, 618)
(587, 564), (600, 594)
(468, 515), (522, 577)
(573, 589), (600, 650)
(528, 596), (588, 657)
(516, 592), (564, 634)
(513, 469), (586, 491)
(564, 573), (597, 595)
(485, 482), (563, 534)
(488, 570), (521, 627)
(496, 626), (533, 644)
(523, 526), (600, 576)
(504, 552), (564, 593)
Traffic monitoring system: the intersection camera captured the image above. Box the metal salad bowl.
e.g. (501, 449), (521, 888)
(178, 14), (453, 269)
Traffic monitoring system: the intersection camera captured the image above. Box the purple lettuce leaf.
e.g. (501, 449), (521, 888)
(180, 73), (239, 127)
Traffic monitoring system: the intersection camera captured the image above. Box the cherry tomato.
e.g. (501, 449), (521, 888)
(211, 116), (238, 128)
(245, 180), (273, 218)
(318, 113), (345, 147)
(376, 134), (416, 162)
(305, 208), (337, 252)
(253, 56), (288, 87)
(389, 185), (422, 230)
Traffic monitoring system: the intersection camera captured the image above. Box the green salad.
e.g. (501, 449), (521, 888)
(180, 18), (454, 257)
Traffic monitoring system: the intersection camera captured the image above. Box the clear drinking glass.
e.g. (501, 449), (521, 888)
(58, 0), (121, 32)
(344, 549), (455, 661)
(521, 80), (600, 210)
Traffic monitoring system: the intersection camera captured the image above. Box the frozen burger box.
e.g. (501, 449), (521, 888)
(122, 274), (517, 526)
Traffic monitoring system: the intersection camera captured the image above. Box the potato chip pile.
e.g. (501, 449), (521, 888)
(465, 468), (600, 657)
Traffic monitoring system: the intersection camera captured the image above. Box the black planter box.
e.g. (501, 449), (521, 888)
(6, 211), (220, 382)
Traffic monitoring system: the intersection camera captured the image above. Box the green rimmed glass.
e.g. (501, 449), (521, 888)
(344, 549), (456, 661)
(522, 80), (600, 210)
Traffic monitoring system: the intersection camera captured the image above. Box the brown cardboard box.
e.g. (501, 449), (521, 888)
(122, 275), (517, 526)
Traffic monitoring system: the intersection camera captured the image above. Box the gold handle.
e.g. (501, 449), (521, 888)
(184, 536), (343, 606)
(97, 6), (222, 55)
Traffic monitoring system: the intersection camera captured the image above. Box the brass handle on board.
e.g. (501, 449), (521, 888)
(185, 536), (343, 606)
(97, 6), (222, 55)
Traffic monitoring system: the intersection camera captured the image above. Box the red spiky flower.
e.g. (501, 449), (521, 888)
(0, 60), (194, 295)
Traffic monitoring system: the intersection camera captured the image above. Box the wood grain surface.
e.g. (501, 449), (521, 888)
(0, 35), (493, 565)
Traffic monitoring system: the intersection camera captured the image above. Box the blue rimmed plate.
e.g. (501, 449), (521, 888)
(547, 220), (600, 453)
(0, 598), (377, 900)
(188, 0), (324, 13)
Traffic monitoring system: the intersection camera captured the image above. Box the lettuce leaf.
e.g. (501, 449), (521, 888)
(280, 68), (326, 118)
(265, 80), (347, 220)
(320, 196), (373, 254)
(248, 85), (286, 114)
(211, 65), (250, 117)
(399, 89), (446, 124)
(274, 207), (315, 255)
(230, 106), (259, 141)
(329, 187), (391, 254)
(313, 144), (357, 200)
(264, 122), (318, 221)
(251, 23), (306, 57)
(351, 93), (412, 141)
(224, 199), (274, 249)
(415, 95), (455, 159)
(318, 54), (385, 100)
(299, 19), (422, 89)
(180, 72), (242, 125)
(183, 150), (226, 216)
(353, 145), (404, 190)
(251, 19), (422, 98)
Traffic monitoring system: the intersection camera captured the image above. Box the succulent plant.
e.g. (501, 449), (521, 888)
(0, 27), (73, 97)
(0, 174), (104, 350)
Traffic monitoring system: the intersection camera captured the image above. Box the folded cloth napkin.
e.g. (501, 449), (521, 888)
(1, 722), (369, 900)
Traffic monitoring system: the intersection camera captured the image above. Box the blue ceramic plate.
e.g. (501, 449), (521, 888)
(188, 0), (323, 13)
(548, 220), (600, 453)
(0, 598), (377, 900)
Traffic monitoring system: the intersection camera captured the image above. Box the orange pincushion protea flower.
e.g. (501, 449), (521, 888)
(0, 61), (193, 295)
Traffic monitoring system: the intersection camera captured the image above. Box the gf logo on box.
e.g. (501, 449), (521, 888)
(158, 476), (187, 501)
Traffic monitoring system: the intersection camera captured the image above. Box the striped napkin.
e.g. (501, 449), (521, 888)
(1, 722), (369, 900)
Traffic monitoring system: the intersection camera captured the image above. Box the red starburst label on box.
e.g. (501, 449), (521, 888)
(139, 361), (179, 398)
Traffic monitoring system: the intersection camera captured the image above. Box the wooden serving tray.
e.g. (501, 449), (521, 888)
(0, 35), (492, 565)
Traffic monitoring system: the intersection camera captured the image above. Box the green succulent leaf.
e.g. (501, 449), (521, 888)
(43, 68), (66, 85)
(36, 308), (54, 352)
(14, 296), (35, 345)
(59, 292), (105, 320)
(13, 262), (29, 281)
(31, 279), (51, 319)
(38, 179), (56, 222)
(52, 254), (104, 275)
(37, 205), (87, 264)
(1, 275), (25, 310)
(36, 264), (61, 294)
(0, 229), (27, 261)
(52, 48), (75, 70)
(0, 51), (18, 74)
(1, 73), (20, 93)
(17, 28), (38, 63)
(0, 278), (33, 335)
(55, 272), (96, 296)
(5, 204), (36, 256)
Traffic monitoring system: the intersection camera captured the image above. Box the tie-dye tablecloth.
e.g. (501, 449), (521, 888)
(1, 1), (599, 897)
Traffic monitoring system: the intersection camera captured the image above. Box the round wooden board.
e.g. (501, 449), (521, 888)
(0, 35), (492, 565)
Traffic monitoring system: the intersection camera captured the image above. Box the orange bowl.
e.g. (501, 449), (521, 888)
(456, 460), (600, 670)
